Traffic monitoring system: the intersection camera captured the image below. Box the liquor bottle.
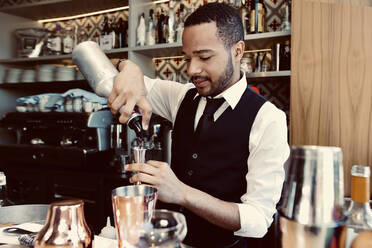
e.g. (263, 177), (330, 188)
(168, 0), (175, 43)
(249, 0), (265, 33)
(146, 9), (156, 46)
(137, 13), (146, 46)
(239, 0), (249, 36)
(109, 16), (117, 49)
(279, 0), (291, 31)
(157, 9), (166, 44)
(345, 165), (372, 248)
(117, 18), (128, 48)
(0, 172), (9, 207)
(63, 21), (74, 54)
(100, 16), (113, 50)
(176, 4), (185, 43)
(48, 24), (62, 55)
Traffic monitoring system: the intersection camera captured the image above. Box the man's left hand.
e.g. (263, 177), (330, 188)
(125, 160), (186, 205)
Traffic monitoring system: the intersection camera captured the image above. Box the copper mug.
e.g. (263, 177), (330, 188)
(34, 199), (92, 248)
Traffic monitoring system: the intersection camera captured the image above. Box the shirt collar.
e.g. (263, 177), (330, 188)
(193, 72), (247, 110)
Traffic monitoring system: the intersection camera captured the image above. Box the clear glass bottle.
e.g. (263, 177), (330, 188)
(345, 165), (372, 248)
(63, 21), (75, 54)
(0, 172), (9, 207)
(146, 9), (156, 46)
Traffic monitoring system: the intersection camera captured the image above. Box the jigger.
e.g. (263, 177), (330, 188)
(132, 146), (146, 185)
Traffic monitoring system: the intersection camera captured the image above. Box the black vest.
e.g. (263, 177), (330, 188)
(165, 86), (267, 247)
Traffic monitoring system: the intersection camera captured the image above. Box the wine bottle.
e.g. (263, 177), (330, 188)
(100, 16), (113, 50)
(249, 0), (265, 33)
(345, 165), (372, 248)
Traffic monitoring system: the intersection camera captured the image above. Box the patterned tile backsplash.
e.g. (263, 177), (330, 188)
(2, 0), (290, 116)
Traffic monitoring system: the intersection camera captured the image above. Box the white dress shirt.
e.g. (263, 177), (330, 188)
(143, 73), (290, 238)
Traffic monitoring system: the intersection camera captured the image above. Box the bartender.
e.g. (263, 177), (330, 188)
(109, 3), (289, 248)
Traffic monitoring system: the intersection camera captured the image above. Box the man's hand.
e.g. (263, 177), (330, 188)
(108, 60), (152, 130)
(125, 160), (186, 205)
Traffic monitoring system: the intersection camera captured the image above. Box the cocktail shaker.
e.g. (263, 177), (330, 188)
(34, 199), (91, 248)
(72, 41), (148, 138)
(112, 185), (158, 248)
(278, 146), (346, 248)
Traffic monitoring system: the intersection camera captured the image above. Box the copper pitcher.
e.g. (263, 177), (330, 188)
(34, 199), (92, 248)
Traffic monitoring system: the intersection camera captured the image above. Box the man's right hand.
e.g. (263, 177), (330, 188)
(108, 60), (152, 130)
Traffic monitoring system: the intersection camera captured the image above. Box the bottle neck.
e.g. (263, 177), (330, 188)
(351, 175), (370, 203)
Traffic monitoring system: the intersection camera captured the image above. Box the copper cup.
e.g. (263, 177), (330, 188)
(112, 185), (158, 248)
(34, 199), (92, 248)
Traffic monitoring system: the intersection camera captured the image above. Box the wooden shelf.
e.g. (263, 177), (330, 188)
(0, 0), (128, 21)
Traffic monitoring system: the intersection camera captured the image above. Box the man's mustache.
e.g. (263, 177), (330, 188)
(191, 75), (211, 83)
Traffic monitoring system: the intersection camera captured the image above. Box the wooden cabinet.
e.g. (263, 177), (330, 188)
(290, 0), (372, 196)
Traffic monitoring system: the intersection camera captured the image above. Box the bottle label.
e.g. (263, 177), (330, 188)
(49, 37), (61, 52)
(100, 35), (113, 50)
(63, 36), (74, 53)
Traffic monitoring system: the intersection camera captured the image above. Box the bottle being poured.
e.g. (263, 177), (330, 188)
(72, 41), (151, 185)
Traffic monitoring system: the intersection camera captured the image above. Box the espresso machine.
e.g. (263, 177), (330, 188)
(0, 109), (171, 232)
(0, 110), (119, 168)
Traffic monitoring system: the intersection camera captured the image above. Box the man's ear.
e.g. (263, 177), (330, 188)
(232, 40), (245, 61)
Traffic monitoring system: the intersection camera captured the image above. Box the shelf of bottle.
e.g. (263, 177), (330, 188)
(0, 47), (130, 66)
(0, 0), (129, 21)
(244, 30), (291, 50)
(0, 31), (290, 66)
(246, 70), (291, 78)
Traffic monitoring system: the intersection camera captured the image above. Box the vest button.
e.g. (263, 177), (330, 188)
(188, 170), (194, 176)
(192, 153), (198, 159)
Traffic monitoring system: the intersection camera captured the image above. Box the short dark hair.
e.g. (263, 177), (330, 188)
(184, 2), (244, 49)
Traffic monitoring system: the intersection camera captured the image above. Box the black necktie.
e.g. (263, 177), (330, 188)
(195, 98), (225, 138)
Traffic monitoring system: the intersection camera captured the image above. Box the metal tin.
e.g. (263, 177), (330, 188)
(34, 200), (91, 248)
(279, 145), (345, 226)
(72, 41), (117, 98)
(112, 185), (158, 248)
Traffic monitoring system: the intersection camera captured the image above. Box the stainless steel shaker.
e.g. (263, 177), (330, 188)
(278, 146), (346, 248)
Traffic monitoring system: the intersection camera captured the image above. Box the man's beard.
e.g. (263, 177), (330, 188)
(191, 54), (234, 97)
(215, 54), (234, 95)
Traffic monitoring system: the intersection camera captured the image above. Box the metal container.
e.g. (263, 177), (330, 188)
(112, 185), (158, 248)
(278, 145), (346, 248)
(34, 200), (91, 248)
(0, 204), (49, 224)
(72, 41), (117, 98)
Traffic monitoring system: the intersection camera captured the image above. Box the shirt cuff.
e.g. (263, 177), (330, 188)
(234, 203), (271, 238)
